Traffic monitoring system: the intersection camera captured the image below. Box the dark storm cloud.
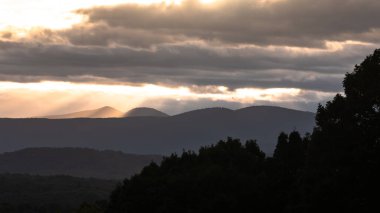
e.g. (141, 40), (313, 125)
(72, 0), (380, 47)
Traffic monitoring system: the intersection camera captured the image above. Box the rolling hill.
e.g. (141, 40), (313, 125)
(0, 148), (162, 179)
(125, 107), (169, 117)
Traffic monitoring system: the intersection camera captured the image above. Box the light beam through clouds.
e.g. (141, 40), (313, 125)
(0, 81), (334, 117)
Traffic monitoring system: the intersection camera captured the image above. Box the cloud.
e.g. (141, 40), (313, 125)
(70, 0), (380, 48)
(61, 23), (184, 48)
(0, 39), (375, 92)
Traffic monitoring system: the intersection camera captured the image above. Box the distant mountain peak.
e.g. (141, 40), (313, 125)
(173, 107), (233, 117)
(125, 107), (169, 117)
(43, 106), (124, 119)
(99, 106), (114, 110)
(235, 105), (314, 114)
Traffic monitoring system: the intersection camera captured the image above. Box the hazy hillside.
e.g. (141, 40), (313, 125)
(0, 174), (116, 213)
(44, 106), (124, 119)
(0, 148), (162, 179)
(125, 107), (169, 117)
(0, 106), (315, 155)
(43, 106), (169, 119)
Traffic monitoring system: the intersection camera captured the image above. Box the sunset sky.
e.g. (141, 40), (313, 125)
(0, 0), (379, 117)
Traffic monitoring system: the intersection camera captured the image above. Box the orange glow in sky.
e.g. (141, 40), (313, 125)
(0, 80), (320, 117)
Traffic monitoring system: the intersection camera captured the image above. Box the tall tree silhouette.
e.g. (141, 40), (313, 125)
(273, 132), (289, 161)
(310, 49), (380, 167)
(303, 49), (380, 212)
(273, 131), (306, 169)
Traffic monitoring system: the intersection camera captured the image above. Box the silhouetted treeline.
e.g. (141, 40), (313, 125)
(106, 49), (380, 213)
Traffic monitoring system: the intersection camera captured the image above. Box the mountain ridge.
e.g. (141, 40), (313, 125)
(0, 105), (316, 155)
(125, 107), (169, 117)
(40, 105), (313, 119)
(0, 147), (162, 179)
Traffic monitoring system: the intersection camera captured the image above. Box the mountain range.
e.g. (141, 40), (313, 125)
(0, 106), (315, 155)
(0, 147), (161, 179)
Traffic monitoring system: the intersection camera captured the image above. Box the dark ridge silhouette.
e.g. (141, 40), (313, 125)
(0, 148), (162, 179)
(171, 107), (233, 120)
(0, 106), (314, 155)
(0, 174), (116, 213)
(44, 106), (124, 119)
(125, 107), (169, 117)
(235, 105), (311, 115)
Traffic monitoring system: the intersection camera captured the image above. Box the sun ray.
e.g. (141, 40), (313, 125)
(0, 80), (336, 117)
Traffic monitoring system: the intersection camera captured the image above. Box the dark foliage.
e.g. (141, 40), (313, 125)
(107, 138), (270, 213)
(0, 174), (116, 213)
(106, 49), (380, 213)
(301, 49), (380, 212)
(75, 201), (108, 213)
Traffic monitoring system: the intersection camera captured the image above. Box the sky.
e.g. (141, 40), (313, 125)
(0, 0), (379, 117)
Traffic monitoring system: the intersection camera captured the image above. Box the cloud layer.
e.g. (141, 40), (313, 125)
(0, 39), (374, 91)
(70, 0), (380, 47)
